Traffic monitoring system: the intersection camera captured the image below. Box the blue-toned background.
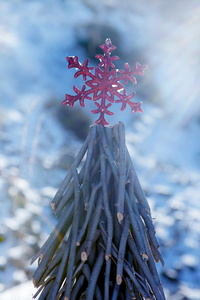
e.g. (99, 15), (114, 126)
(0, 0), (200, 299)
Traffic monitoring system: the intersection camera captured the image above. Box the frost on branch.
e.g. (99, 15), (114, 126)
(63, 38), (148, 125)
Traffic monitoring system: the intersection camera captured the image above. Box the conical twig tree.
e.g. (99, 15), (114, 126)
(31, 39), (166, 300)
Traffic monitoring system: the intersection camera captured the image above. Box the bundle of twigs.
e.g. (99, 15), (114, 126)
(31, 122), (165, 300)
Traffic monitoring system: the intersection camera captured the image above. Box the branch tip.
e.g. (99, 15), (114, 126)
(117, 212), (123, 223)
(81, 251), (88, 262)
(116, 274), (122, 285)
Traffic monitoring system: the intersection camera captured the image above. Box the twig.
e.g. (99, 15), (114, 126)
(126, 277), (136, 300)
(116, 215), (130, 285)
(111, 282), (120, 300)
(100, 144), (113, 261)
(47, 234), (72, 300)
(82, 125), (97, 208)
(125, 190), (148, 259)
(76, 181), (102, 246)
(81, 192), (103, 262)
(38, 240), (68, 286)
(117, 122), (126, 223)
(75, 230), (100, 265)
(97, 125), (118, 180)
(51, 133), (89, 210)
(70, 275), (85, 300)
(125, 150), (150, 213)
(54, 160), (86, 216)
(128, 235), (165, 300)
(32, 202), (74, 286)
(82, 263), (103, 300)
(85, 249), (105, 300)
(64, 166), (81, 300)
(33, 275), (55, 299)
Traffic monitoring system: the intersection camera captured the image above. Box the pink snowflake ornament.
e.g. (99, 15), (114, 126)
(63, 38), (148, 125)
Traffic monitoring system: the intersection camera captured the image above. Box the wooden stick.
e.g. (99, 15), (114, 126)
(81, 193), (103, 261)
(75, 230), (100, 265)
(82, 263), (103, 300)
(104, 259), (111, 300)
(33, 274), (55, 299)
(125, 149), (150, 212)
(125, 277), (136, 300)
(83, 125), (97, 208)
(116, 215), (130, 285)
(54, 160), (86, 215)
(146, 248), (165, 299)
(38, 271), (57, 300)
(47, 234), (72, 300)
(117, 122), (126, 223)
(100, 147), (113, 261)
(104, 126), (113, 150)
(137, 203), (165, 267)
(90, 157), (100, 181)
(38, 282), (53, 300)
(32, 202), (74, 286)
(51, 132), (90, 210)
(127, 235), (165, 300)
(37, 240), (68, 286)
(111, 282), (120, 300)
(113, 140), (122, 248)
(121, 263), (151, 300)
(125, 191), (148, 259)
(70, 275), (85, 300)
(97, 125), (119, 179)
(76, 181), (102, 246)
(31, 199), (74, 266)
(85, 249), (105, 300)
(141, 224), (165, 299)
(100, 221), (151, 299)
(64, 166), (81, 300)
(87, 241), (96, 268)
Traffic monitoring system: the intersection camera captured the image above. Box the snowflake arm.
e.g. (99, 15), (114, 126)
(63, 38), (148, 125)
(63, 85), (92, 108)
(66, 56), (94, 81)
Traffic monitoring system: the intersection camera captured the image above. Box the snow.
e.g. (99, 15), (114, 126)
(0, 281), (34, 300)
(0, 0), (200, 299)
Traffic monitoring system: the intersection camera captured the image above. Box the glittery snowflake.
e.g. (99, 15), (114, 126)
(63, 38), (148, 125)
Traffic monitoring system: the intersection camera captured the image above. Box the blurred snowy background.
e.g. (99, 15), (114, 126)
(0, 0), (200, 299)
